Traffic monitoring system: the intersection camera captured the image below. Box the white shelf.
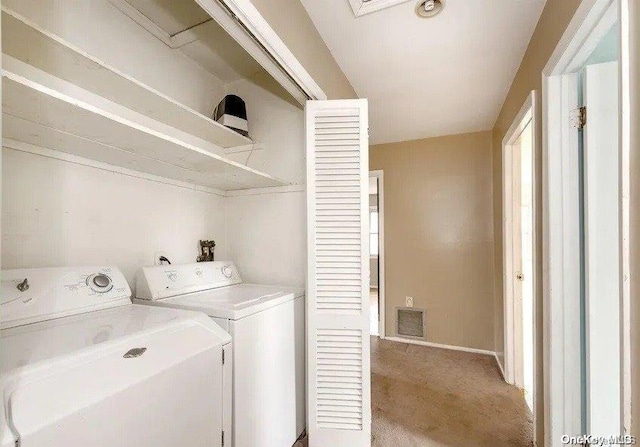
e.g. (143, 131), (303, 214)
(2, 7), (253, 148)
(2, 68), (284, 190)
(1, 8), (288, 191)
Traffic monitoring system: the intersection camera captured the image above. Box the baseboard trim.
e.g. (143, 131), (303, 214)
(382, 336), (496, 356)
(494, 353), (507, 381)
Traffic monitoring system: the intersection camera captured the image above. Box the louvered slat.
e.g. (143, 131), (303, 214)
(316, 329), (364, 430)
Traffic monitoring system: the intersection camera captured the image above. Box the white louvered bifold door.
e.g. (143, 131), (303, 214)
(306, 99), (371, 447)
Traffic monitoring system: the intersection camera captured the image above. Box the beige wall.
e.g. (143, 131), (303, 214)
(370, 131), (495, 351)
(250, 0), (357, 100)
(629, 0), (640, 438)
(490, 1), (581, 445)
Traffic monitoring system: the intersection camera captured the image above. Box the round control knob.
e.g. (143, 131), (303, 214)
(221, 265), (233, 279)
(87, 273), (113, 293)
(93, 274), (111, 288)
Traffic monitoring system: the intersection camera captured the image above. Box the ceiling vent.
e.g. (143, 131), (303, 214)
(348, 0), (413, 17)
(415, 0), (445, 18)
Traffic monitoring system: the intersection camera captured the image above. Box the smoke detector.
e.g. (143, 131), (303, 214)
(415, 0), (445, 18)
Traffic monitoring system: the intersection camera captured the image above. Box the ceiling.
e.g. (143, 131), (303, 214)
(300, 0), (547, 144)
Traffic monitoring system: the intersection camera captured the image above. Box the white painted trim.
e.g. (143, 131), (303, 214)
(542, 0), (627, 444)
(348, 0), (413, 17)
(370, 170), (386, 338)
(543, 0), (616, 76)
(194, 0), (327, 104)
(382, 336), (496, 357)
(543, 70), (584, 445)
(502, 91), (535, 387)
(226, 185), (305, 197)
(618, 0), (632, 434)
(494, 353), (507, 381)
(583, 60), (622, 437)
(2, 138), (227, 197)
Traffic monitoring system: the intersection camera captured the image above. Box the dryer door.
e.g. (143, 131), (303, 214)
(8, 322), (223, 447)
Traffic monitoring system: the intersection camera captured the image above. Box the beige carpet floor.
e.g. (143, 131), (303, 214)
(371, 337), (533, 447)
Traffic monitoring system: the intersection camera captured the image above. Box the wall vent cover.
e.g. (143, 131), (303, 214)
(396, 307), (426, 339)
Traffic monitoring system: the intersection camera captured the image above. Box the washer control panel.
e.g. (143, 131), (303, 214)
(136, 261), (242, 300)
(221, 264), (233, 279)
(1, 266), (131, 330)
(87, 273), (114, 293)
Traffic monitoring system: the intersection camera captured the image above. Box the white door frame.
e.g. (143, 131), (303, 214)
(542, 0), (630, 443)
(370, 170), (386, 338)
(502, 90), (537, 386)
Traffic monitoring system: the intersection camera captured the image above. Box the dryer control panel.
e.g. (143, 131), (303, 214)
(136, 262), (242, 300)
(1, 266), (131, 330)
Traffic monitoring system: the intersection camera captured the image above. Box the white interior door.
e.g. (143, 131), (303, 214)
(511, 137), (525, 389)
(512, 121), (535, 412)
(306, 99), (371, 447)
(583, 60), (621, 436)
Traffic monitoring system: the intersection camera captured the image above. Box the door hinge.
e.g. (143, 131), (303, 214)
(222, 349), (225, 365)
(571, 106), (587, 129)
(222, 430), (225, 447)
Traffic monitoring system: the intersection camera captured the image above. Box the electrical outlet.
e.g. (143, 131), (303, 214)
(154, 252), (168, 266)
(405, 296), (414, 307)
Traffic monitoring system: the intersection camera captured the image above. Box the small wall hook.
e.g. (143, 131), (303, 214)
(17, 278), (29, 292)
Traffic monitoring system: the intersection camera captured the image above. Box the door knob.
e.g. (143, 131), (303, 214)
(516, 273), (524, 281)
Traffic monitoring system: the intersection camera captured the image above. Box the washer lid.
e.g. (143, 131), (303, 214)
(1, 311), (225, 447)
(1, 304), (231, 378)
(136, 283), (304, 320)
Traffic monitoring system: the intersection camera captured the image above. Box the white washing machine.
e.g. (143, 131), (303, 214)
(134, 261), (305, 447)
(1, 266), (232, 447)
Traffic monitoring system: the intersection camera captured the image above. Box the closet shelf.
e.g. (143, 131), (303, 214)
(1, 7), (253, 149)
(1, 8), (287, 191)
(2, 65), (285, 191)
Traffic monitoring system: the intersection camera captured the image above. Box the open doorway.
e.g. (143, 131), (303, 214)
(369, 170), (385, 337)
(503, 92), (537, 417)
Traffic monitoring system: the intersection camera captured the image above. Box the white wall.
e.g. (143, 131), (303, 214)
(223, 77), (306, 288)
(225, 78), (305, 185)
(3, 0), (226, 116)
(1, 147), (227, 288)
(1, 0), (231, 288)
(1, 147), (307, 290)
(225, 189), (306, 288)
